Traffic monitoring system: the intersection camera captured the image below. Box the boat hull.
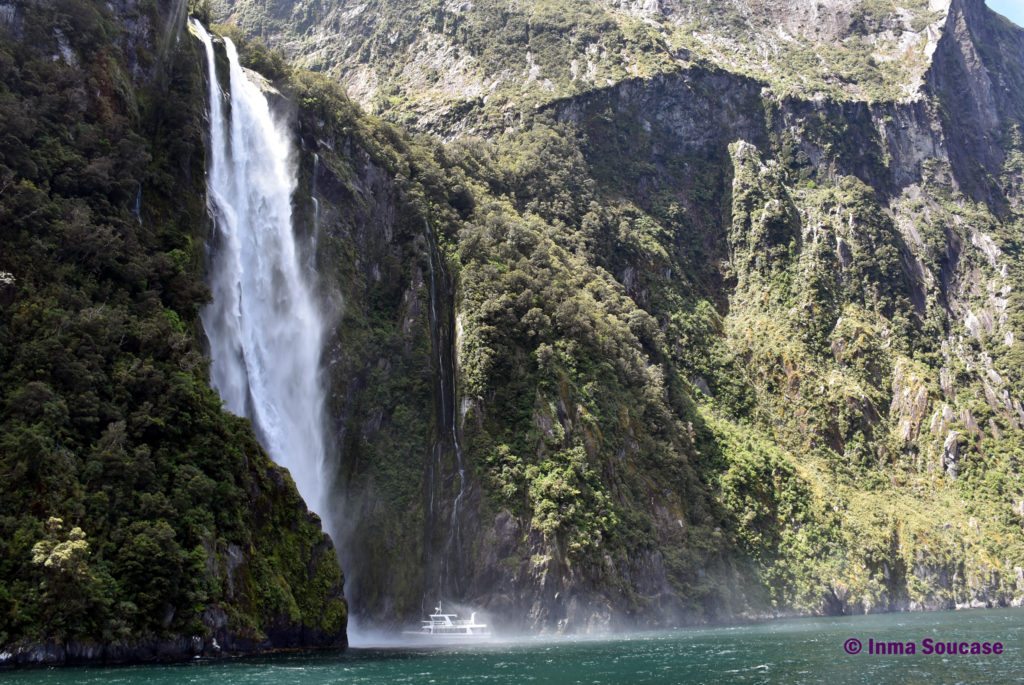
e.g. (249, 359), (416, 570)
(400, 631), (493, 641)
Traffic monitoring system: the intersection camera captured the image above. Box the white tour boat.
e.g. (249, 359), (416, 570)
(404, 603), (491, 639)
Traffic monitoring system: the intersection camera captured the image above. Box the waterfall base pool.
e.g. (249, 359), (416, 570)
(5, 609), (1022, 684)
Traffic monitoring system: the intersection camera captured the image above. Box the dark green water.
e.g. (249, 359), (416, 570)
(4, 609), (1023, 684)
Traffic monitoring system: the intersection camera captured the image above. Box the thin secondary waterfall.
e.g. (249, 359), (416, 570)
(425, 221), (465, 599)
(309, 154), (320, 273)
(191, 20), (332, 530)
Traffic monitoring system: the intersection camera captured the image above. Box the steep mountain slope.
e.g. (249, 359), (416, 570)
(0, 1), (345, 664)
(208, 0), (1024, 631)
(219, 0), (950, 129)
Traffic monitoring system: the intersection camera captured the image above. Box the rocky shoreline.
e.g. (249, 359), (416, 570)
(0, 627), (347, 667)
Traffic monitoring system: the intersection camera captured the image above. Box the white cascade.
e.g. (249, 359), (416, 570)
(191, 20), (331, 530)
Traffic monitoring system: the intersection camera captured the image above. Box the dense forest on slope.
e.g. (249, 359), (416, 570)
(214, 0), (1024, 630)
(0, 0), (344, 663)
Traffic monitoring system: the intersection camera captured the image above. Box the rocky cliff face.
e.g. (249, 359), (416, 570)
(219, 0), (952, 129)
(0, 1), (345, 664)
(210, 0), (1024, 632)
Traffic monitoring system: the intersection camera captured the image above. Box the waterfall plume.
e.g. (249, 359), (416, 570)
(191, 19), (333, 536)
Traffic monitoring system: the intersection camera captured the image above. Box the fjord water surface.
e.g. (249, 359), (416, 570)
(5, 609), (1022, 684)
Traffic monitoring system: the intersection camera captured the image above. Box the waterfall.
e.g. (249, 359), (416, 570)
(310, 153), (320, 273)
(425, 221), (465, 598)
(191, 20), (332, 531)
(133, 185), (142, 223)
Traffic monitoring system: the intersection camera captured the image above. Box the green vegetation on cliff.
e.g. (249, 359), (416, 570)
(216, 0), (951, 131)
(4, 0), (1024, 643)
(0, 1), (344, 655)
(240, 0), (1024, 624)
